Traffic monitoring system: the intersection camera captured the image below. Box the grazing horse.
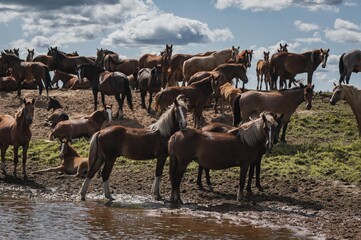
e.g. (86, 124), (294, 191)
(233, 83), (314, 142)
(277, 43), (289, 52)
(270, 48), (329, 89)
(46, 97), (69, 128)
(32, 139), (88, 178)
(330, 84), (361, 137)
(154, 75), (220, 128)
(0, 52), (52, 97)
(76, 64), (133, 119)
(52, 70), (90, 90)
(49, 107), (112, 142)
(168, 112), (279, 203)
(79, 95), (188, 201)
(256, 51), (271, 91)
(338, 49), (361, 84)
(0, 98), (35, 179)
(182, 46), (239, 85)
(26, 49), (34, 62)
(137, 65), (163, 112)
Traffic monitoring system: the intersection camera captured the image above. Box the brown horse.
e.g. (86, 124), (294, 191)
(217, 82), (242, 118)
(49, 107), (112, 142)
(46, 97), (69, 128)
(168, 112), (279, 203)
(256, 51), (271, 91)
(52, 70), (90, 90)
(95, 48), (119, 67)
(233, 83), (314, 142)
(137, 65), (163, 112)
(277, 43), (289, 52)
(338, 49), (361, 84)
(182, 47), (239, 85)
(234, 49), (253, 88)
(33, 53), (55, 71)
(0, 98), (35, 179)
(270, 48), (329, 89)
(0, 75), (17, 91)
(26, 49), (34, 62)
(76, 64), (133, 119)
(79, 95), (188, 201)
(104, 56), (139, 76)
(32, 139), (88, 178)
(154, 75), (220, 128)
(0, 52), (52, 97)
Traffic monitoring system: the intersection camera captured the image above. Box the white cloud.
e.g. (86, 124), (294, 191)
(294, 37), (325, 44)
(325, 19), (361, 44)
(294, 20), (320, 32)
(344, 1), (358, 7)
(334, 18), (360, 30)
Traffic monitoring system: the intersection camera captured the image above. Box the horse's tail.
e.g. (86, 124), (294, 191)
(168, 134), (179, 188)
(49, 131), (55, 141)
(232, 94), (242, 126)
(88, 131), (105, 176)
(44, 66), (52, 89)
(124, 77), (133, 111)
(339, 53), (346, 75)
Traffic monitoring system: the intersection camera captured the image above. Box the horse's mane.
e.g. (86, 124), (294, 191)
(148, 100), (187, 137)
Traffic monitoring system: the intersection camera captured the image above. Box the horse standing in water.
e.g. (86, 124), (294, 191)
(256, 51), (271, 91)
(79, 95), (188, 201)
(338, 49), (361, 84)
(168, 112), (279, 203)
(330, 84), (361, 137)
(77, 64), (133, 119)
(0, 98), (35, 179)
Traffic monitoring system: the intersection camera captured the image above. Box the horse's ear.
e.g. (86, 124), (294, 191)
(23, 98), (26, 104)
(232, 46), (235, 50)
(299, 82), (305, 88)
(311, 84), (315, 90)
(31, 98), (35, 105)
(333, 82), (337, 87)
(261, 113), (267, 123)
(327, 48), (330, 53)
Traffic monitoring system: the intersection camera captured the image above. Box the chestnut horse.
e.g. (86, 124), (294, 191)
(32, 139), (88, 178)
(49, 107), (112, 142)
(0, 52), (52, 97)
(256, 51), (271, 91)
(270, 48), (329, 89)
(46, 97), (69, 128)
(338, 49), (361, 84)
(234, 49), (252, 88)
(52, 70), (90, 90)
(217, 82), (242, 118)
(233, 83), (314, 142)
(154, 75), (220, 128)
(168, 112), (279, 203)
(0, 98), (35, 179)
(76, 64), (133, 119)
(137, 65), (163, 112)
(104, 56), (139, 76)
(79, 95), (188, 201)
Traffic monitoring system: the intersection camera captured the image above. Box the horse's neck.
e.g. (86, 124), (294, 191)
(91, 112), (105, 127)
(14, 111), (30, 132)
(280, 88), (305, 106)
(219, 65), (241, 80)
(343, 86), (361, 113)
(63, 145), (80, 159)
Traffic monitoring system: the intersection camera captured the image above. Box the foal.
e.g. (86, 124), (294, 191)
(46, 97), (69, 128)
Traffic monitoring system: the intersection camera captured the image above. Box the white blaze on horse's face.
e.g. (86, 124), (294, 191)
(77, 69), (82, 83)
(106, 108), (112, 122)
(178, 105), (187, 130)
(321, 49), (329, 68)
(59, 142), (65, 158)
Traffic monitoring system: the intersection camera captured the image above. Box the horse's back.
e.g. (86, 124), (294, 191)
(344, 49), (361, 67)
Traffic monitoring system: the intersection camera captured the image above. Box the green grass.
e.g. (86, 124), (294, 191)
(2, 93), (361, 185)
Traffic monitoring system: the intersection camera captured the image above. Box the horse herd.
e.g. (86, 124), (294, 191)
(0, 44), (361, 204)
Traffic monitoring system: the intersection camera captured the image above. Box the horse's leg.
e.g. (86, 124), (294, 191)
(1, 144), (9, 175)
(214, 97), (218, 114)
(101, 156), (117, 201)
(21, 143), (29, 179)
(37, 79), (44, 99)
(345, 70), (352, 84)
(196, 164), (204, 190)
(140, 90), (146, 109)
(171, 163), (187, 204)
(280, 121), (289, 143)
(101, 93), (106, 109)
(32, 165), (66, 174)
(204, 168), (212, 191)
(256, 74), (260, 90)
(13, 145), (19, 178)
(237, 164), (250, 202)
(151, 155), (167, 200)
(114, 94), (124, 119)
(255, 153), (264, 192)
(246, 162), (255, 194)
(148, 92), (153, 113)
(92, 90), (98, 111)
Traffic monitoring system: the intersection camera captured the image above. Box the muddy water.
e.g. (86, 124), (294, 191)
(0, 196), (304, 239)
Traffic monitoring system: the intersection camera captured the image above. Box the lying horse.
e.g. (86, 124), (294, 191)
(0, 98), (35, 179)
(52, 70), (90, 90)
(338, 49), (361, 84)
(0, 76), (17, 91)
(168, 112), (279, 203)
(32, 139), (88, 178)
(49, 107), (112, 142)
(79, 95), (188, 201)
(46, 97), (69, 128)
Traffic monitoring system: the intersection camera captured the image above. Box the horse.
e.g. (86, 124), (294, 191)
(4, 48), (19, 57)
(330, 84), (361, 137)
(104, 55), (139, 77)
(46, 97), (69, 128)
(137, 65), (163, 112)
(154, 75), (221, 128)
(76, 64), (133, 119)
(233, 83), (314, 142)
(233, 49), (252, 88)
(32, 138), (88, 178)
(256, 51), (271, 91)
(49, 46), (95, 74)
(95, 48), (119, 67)
(0, 52), (52, 98)
(0, 75), (17, 91)
(0, 98), (35, 179)
(338, 49), (361, 84)
(277, 43), (289, 52)
(52, 70), (90, 90)
(182, 46), (239, 86)
(168, 111), (279, 203)
(26, 49), (34, 62)
(49, 107), (112, 142)
(33, 53), (55, 71)
(270, 48), (329, 89)
(217, 82), (242, 118)
(79, 94), (188, 201)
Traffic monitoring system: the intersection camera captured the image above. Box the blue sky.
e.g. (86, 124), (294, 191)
(0, 0), (360, 91)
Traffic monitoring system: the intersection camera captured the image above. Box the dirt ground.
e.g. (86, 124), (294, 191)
(0, 89), (360, 240)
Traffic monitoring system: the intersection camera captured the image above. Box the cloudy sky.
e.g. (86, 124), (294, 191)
(0, 0), (360, 91)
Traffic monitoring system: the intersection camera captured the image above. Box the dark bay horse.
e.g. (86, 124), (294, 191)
(0, 76), (17, 91)
(26, 49), (34, 62)
(154, 75), (220, 128)
(46, 97), (69, 128)
(277, 43), (289, 52)
(77, 64), (133, 119)
(233, 83), (314, 142)
(256, 51), (271, 91)
(52, 70), (90, 90)
(49, 107), (112, 142)
(104, 56), (139, 76)
(270, 48), (329, 89)
(79, 95), (188, 201)
(32, 138), (88, 178)
(339, 49), (361, 84)
(0, 52), (52, 97)
(137, 65), (163, 112)
(168, 112), (279, 203)
(0, 98), (35, 179)
(95, 48), (119, 67)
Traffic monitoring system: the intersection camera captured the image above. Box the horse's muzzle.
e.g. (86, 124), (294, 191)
(26, 117), (33, 125)
(306, 103), (312, 110)
(330, 100), (336, 106)
(322, 63), (326, 68)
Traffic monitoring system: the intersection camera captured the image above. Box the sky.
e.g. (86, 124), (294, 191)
(0, 0), (360, 91)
